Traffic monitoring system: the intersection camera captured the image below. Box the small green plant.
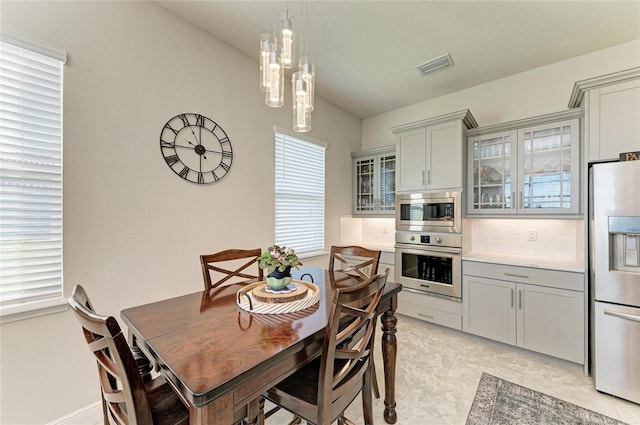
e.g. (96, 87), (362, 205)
(258, 245), (302, 274)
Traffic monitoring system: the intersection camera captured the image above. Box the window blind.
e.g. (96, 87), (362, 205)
(0, 32), (66, 310)
(275, 131), (326, 256)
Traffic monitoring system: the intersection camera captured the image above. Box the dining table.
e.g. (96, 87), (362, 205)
(120, 266), (402, 425)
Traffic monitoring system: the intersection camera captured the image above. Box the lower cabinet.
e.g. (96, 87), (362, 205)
(462, 261), (585, 364)
(397, 289), (462, 330)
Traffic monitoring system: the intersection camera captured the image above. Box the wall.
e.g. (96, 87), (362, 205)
(362, 39), (640, 149)
(0, 2), (361, 423)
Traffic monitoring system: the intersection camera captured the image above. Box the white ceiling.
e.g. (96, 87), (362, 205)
(157, 1), (640, 119)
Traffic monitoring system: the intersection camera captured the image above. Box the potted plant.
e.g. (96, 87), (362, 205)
(258, 245), (302, 290)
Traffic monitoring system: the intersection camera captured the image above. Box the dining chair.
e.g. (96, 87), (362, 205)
(329, 245), (383, 399)
(68, 285), (189, 425)
(200, 248), (264, 291)
(329, 245), (381, 280)
(262, 269), (389, 425)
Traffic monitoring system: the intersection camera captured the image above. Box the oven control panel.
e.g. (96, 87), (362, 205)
(396, 231), (462, 249)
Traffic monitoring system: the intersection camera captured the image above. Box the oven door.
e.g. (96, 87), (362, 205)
(395, 192), (461, 233)
(395, 244), (462, 299)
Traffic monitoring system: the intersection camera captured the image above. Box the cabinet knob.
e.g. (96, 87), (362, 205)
(436, 237), (443, 244)
(410, 235), (415, 241)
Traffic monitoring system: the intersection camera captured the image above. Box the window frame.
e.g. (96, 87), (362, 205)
(0, 31), (67, 324)
(274, 127), (327, 259)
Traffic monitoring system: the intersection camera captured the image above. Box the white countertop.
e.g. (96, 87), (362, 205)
(462, 252), (585, 273)
(359, 243), (395, 253)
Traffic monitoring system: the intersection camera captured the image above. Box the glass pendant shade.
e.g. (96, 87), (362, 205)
(280, 17), (294, 69)
(292, 72), (311, 132)
(259, 33), (271, 91)
(298, 56), (315, 111)
(265, 43), (284, 108)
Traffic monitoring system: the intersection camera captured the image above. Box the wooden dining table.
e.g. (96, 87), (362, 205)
(121, 267), (402, 425)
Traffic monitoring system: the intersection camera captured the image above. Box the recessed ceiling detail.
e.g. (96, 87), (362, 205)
(416, 53), (454, 76)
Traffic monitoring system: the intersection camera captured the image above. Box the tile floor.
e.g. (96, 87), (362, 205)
(266, 314), (640, 425)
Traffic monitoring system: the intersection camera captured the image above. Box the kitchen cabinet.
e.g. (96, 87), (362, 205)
(352, 146), (396, 215)
(569, 67), (640, 162)
(467, 110), (581, 216)
(392, 110), (477, 193)
(462, 260), (584, 364)
(379, 250), (395, 282)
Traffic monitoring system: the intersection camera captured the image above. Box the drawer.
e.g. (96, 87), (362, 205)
(463, 260), (584, 292)
(397, 289), (462, 330)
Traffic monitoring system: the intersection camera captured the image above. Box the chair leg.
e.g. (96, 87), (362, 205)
(362, 365), (374, 425)
(371, 357), (380, 399)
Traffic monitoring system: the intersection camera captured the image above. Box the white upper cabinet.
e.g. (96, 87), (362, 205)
(467, 110), (581, 216)
(392, 110), (477, 193)
(352, 146), (396, 216)
(569, 67), (640, 162)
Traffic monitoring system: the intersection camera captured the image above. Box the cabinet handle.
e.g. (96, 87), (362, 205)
(422, 170), (425, 185)
(511, 192), (515, 210)
(418, 313), (434, 320)
(518, 289), (523, 310)
(604, 309), (640, 323)
(504, 272), (529, 279)
(510, 288), (514, 308)
(427, 170), (431, 184)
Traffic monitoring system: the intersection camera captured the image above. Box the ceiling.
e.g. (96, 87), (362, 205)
(157, 1), (640, 119)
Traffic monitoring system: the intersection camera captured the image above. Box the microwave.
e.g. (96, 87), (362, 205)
(395, 192), (461, 233)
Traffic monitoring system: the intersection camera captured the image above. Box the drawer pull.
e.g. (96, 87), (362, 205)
(418, 313), (434, 320)
(510, 288), (514, 308)
(504, 272), (529, 279)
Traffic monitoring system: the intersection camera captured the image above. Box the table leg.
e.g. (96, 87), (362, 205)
(189, 392), (233, 425)
(381, 295), (398, 424)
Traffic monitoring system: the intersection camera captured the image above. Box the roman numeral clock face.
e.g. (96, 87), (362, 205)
(160, 113), (233, 184)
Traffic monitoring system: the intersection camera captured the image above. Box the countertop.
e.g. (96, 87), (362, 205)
(462, 252), (585, 273)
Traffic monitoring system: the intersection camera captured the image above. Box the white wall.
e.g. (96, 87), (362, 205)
(362, 39), (640, 149)
(0, 2), (361, 423)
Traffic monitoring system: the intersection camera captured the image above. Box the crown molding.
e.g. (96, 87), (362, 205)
(568, 67), (640, 108)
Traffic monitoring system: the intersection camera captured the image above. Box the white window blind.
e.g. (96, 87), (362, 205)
(275, 131), (326, 256)
(0, 32), (66, 311)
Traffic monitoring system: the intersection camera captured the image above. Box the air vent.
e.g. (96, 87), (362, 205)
(415, 53), (454, 76)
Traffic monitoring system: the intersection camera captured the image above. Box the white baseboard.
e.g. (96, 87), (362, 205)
(48, 401), (102, 425)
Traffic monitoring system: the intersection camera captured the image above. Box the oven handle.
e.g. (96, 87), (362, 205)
(395, 244), (462, 256)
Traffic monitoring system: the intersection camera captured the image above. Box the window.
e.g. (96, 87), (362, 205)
(275, 130), (326, 256)
(0, 31), (66, 319)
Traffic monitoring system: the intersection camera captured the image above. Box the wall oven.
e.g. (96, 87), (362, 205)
(396, 192), (461, 233)
(395, 231), (462, 299)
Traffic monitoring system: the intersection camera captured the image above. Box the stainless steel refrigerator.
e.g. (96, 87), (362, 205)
(590, 160), (640, 404)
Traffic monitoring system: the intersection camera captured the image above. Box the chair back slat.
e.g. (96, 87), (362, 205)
(316, 269), (389, 424)
(200, 248), (263, 290)
(69, 285), (154, 425)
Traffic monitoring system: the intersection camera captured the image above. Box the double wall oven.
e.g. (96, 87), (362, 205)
(395, 192), (462, 300)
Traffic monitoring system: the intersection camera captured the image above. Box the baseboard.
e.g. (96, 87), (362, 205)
(48, 401), (102, 425)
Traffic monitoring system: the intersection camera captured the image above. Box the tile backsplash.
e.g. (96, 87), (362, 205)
(340, 217), (395, 247)
(468, 218), (584, 263)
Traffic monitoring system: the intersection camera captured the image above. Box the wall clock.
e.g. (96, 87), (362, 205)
(159, 113), (233, 184)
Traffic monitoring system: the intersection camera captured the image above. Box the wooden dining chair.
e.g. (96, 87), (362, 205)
(68, 285), (189, 425)
(200, 248), (263, 291)
(329, 245), (381, 280)
(262, 269), (389, 425)
(329, 245), (383, 399)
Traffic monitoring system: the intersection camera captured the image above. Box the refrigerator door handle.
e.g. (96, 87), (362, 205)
(604, 308), (640, 323)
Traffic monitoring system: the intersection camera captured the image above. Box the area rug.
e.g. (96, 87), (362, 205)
(466, 373), (627, 425)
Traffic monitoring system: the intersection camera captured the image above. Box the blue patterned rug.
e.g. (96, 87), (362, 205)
(466, 373), (627, 425)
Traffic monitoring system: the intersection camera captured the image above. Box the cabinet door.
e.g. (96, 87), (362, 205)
(427, 121), (463, 190)
(518, 119), (579, 214)
(516, 284), (584, 363)
(463, 275), (516, 345)
(467, 130), (517, 215)
(378, 153), (396, 213)
(396, 128), (426, 192)
(353, 155), (376, 214)
(588, 79), (640, 162)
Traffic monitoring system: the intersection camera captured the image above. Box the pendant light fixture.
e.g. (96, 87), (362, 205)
(259, 1), (315, 132)
(280, 10), (294, 69)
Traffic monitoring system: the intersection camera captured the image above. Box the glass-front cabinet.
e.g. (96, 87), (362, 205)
(352, 146), (396, 215)
(467, 111), (581, 216)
